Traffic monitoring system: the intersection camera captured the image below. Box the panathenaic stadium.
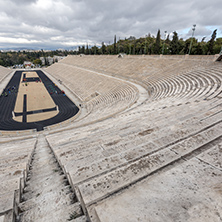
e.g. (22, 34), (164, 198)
(0, 54), (222, 222)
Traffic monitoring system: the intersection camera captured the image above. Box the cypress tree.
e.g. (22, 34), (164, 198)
(144, 38), (147, 54)
(201, 37), (206, 42)
(44, 57), (48, 66)
(154, 29), (161, 54)
(165, 34), (170, 44)
(170, 31), (179, 54)
(208, 29), (217, 54)
(114, 35), (117, 54)
(86, 44), (89, 55)
(94, 45), (97, 55)
(81, 45), (85, 54)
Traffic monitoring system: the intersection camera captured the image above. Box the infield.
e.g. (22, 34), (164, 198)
(13, 71), (58, 122)
(0, 70), (79, 131)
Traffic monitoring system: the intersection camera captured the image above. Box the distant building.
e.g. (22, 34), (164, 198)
(47, 56), (54, 65)
(53, 56), (65, 62)
(40, 56), (65, 66)
(23, 61), (34, 68)
(40, 57), (45, 65)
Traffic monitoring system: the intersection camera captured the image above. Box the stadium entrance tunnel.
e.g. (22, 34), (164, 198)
(0, 70), (79, 131)
(216, 54), (222, 61)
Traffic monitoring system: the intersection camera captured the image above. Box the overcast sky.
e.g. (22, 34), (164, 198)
(0, 0), (221, 50)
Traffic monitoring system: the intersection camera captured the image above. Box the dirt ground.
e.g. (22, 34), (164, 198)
(13, 72), (58, 122)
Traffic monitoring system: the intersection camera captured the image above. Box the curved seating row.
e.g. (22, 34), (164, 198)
(45, 62), (139, 125)
(46, 93), (222, 220)
(2, 55), (222, 221)
(45, 55), (222, 221)
(0, 137), (36, 221)
(0, 66), (12, 82)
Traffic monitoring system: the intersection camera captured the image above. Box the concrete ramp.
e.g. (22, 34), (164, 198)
(216, 54), (222, 61)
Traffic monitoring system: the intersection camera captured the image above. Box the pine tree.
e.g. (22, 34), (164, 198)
(101, 42), (106, 54)
(133, 43), (135, 55)
(196, 42), (203, 55)
(154, 29), (161, 54)
(129, 43), (131, 55)
(208, 29), (217, 54)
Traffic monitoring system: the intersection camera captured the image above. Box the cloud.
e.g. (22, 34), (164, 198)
(0, 36), (40, 44)
(0, 0), (221, 49)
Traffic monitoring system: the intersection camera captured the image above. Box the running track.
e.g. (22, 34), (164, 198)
(0, 70), (79, 131)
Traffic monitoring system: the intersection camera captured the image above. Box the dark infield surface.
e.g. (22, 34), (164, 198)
(0, 70), (79, 131)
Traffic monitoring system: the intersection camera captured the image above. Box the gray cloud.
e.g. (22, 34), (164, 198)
(0, 0), (221, 49)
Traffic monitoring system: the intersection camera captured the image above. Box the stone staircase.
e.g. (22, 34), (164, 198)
(17, 134), (87, 222)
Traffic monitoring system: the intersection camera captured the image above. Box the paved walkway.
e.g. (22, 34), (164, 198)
(18, 134), (84, 222)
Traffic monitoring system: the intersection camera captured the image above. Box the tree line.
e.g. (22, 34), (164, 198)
(0, 50), (75, 67)
(78, 29), (221, 55)
(0, 29), (221, 67)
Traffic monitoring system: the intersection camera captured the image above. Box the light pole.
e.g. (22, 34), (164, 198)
(188, 24), (196, 55)
(162, 31), (167, 55)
